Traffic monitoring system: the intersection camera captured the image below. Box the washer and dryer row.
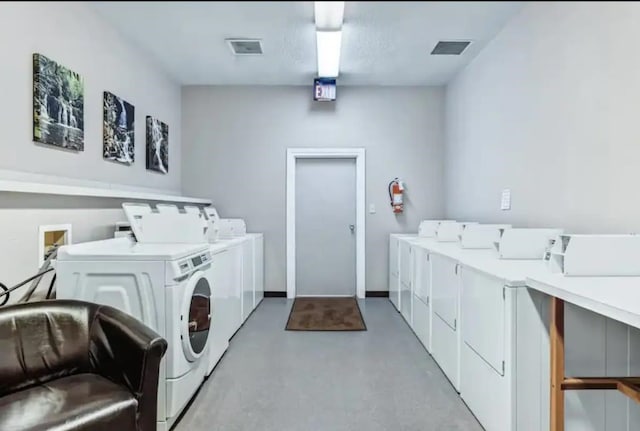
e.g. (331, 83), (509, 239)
(189, 206), (264, 374)
(56, 203), (264, 431)
(205, 231), (264, 374)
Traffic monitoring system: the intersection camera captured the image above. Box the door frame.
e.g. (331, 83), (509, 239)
(286, 148), (365, 299)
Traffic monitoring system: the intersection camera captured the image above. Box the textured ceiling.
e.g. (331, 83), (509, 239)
(90, 1), (523, 86)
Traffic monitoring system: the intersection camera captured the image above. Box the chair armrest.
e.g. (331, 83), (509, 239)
(89, 305), (167, 431)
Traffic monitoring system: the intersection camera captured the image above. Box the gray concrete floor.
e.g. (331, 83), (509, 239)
(174, 298), (483, 431)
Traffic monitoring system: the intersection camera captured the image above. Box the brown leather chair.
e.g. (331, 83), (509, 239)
(0, 300), (167, 431)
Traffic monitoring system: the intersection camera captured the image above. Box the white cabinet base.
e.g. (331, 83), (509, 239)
(461, 342), (511, 430)
(400, 281), (412, 326)
(228, 244), (243, 336)
(389, 235), (401, 311)
(431, 253), (461, 391)
(253, 234), (264, 309)
(413, 296), (430, 352)
(241, 238), (254, 323)
(432, 313), (460, 391)
(389, 274), (400, 311)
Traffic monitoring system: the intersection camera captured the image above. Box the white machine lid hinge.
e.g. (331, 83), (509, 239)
(502, 360), (505, 375)
(426, 254), (430, 261)
(503, 286), (506, 300)
(454, 318), (457, 329)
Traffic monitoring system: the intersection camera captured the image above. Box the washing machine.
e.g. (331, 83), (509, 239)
(184, 206), (241, 374)
(204, 240), (234, 375)
(249, 233), (264, 310)
(390, 233), (419, 311)
(186, 206), (264, 377)
(57, 207), (213, 431)
(200, 207), (247, 333)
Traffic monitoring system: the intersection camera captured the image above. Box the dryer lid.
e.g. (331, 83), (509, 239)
(122, 202), (209, 244)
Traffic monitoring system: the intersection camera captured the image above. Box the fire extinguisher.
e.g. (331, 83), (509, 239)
(388, 178), (405, 214)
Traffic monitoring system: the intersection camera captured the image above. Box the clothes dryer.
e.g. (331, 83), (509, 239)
(57, 238), (212, 431)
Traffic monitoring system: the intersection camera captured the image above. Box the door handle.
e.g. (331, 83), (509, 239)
(349, 224), (355, 233)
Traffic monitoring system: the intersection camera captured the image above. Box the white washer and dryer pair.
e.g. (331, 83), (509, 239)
(197, 207), (264, 376)
(195, 207), (246, 374)
(56, 204), (214, 431)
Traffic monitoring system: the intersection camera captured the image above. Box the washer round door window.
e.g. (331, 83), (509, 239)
(181, 271), (211, 361)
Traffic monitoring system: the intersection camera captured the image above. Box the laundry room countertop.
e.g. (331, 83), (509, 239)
(527, 272), (640, 330)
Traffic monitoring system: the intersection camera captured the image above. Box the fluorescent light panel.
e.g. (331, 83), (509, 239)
(316, 31), (342, 78)
(314, 1), (345, 31)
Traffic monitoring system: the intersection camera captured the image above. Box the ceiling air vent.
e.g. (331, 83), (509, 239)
(227, 39), (263, 55)
(431, 41), (471, 55)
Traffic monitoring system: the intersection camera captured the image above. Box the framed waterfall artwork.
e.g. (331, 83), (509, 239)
(33, 53), (84, 151)
(103, 91), (135, 164)
(146, 116), (169, 174)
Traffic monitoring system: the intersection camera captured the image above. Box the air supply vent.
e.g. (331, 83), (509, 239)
(431, 41), (471, 55)
(227, 39), (263, 55)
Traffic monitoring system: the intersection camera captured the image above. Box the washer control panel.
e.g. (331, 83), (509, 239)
(169, 251), (213, 280)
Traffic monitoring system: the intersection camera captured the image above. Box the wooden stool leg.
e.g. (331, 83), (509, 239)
(550, 297), (565, 431)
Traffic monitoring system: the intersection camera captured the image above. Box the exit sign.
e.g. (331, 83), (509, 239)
(314, 78), (337, 102)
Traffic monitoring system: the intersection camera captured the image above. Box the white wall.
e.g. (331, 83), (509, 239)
(0, 194), (127, 303)
(445, 2), (640, 234)
(0, 2), (182, 298)
(445, 2), (640, 428)
(182, 86), (445, 292)
(0, 2), (181, 191)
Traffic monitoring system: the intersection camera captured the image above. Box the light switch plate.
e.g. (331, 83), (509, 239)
(501, 189), (511, 211)
(369, 204), (376, 214)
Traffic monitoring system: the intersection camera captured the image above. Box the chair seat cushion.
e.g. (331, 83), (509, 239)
(0, 374), (138, 431)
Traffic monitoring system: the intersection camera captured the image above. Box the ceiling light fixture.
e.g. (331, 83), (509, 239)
(316, 30), (342, 78)
(314, 1), (345, 31)
(314, 2), (345, 78)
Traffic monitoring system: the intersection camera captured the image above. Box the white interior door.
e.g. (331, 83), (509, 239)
(295, 158), (356, 296)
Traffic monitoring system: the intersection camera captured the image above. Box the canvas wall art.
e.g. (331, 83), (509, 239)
(33, 53), (84, 151)
(146, 116), (169, 174)
(103, 91), (135, 164)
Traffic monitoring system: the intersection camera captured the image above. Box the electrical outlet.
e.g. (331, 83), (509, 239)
(501, 189), (511, 211)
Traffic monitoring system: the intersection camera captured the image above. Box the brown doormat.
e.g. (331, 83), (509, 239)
(285, 297), (366, 331)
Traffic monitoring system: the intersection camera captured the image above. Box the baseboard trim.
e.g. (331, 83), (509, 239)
(264, 291), (389, 298)
(365, 291), (389, 298)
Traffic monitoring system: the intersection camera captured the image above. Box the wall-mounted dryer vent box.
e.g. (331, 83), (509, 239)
(460, 224), (511, 249)
(495, 228), (563, 259)
(418, 220), (453, 238)
(38, 224), (72, 267)
(545, 234), (640, 276)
